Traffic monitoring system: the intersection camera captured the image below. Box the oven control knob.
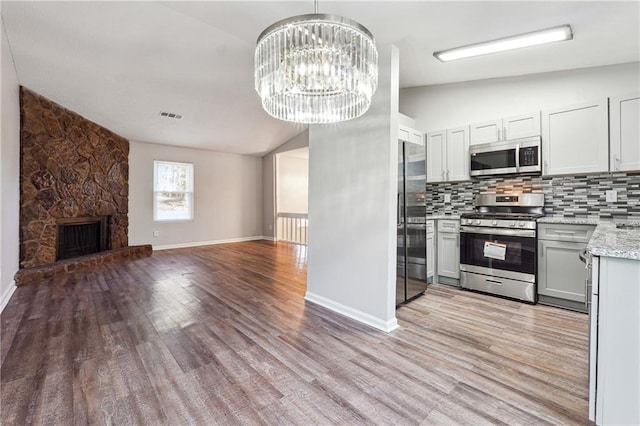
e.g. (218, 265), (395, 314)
(474, 220), (481, 225)
(510, 221), (516, 227)
(491, 220), (497, 226)
(519, 221), (525, 227)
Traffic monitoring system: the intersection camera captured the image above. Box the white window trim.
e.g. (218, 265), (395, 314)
(153, 160), (194, 222)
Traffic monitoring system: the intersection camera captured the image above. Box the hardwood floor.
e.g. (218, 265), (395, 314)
(1, 241), (591, 425)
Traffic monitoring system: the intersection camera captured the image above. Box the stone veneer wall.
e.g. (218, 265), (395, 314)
(20, 87), (129, 268)
(426, 172), (640, 218)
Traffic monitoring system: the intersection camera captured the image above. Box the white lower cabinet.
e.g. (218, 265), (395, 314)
(590, 255), (640, 425)
(437, 220), (460, 281)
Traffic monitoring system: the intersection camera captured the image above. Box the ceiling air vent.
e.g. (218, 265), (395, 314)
(159, 111), (183, 120)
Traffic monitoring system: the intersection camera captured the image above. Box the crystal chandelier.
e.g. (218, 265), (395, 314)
(254, 2), (378, 124)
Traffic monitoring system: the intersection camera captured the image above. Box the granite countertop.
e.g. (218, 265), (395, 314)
(587, 220), (640, 261)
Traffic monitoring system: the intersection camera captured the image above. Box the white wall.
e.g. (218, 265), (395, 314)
(129, 141), (263, 249)
(400, 62), (640, 132)
(306, 45), (399, 332)
(276, 153), (308, 214)
(1, 14), (20, 311)
(261, 130), (309, 238)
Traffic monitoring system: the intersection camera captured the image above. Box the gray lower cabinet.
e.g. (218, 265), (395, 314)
(537, 223), (595, 312)
(426, 221), (435, 283)
(437, 220), (460, 281)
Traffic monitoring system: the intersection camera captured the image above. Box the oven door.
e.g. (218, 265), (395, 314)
(460, 226), (536, 280)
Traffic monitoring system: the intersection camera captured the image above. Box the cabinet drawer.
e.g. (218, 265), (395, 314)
(437, 220), (460, 233)
(538, 223), (595, 243)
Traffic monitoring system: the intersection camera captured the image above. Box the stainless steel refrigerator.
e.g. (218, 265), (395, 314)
(396, 138), (428, 306)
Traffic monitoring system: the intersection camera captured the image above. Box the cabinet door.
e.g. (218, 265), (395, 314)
(426, 232), (434, 281)
(437, 232), (460, 279)
(446, 126), (470, 182)
(541, 99), (608, 176)
(426, 130), (446, 183)
(503, 112), (541, 140)
(398, 125), (411, 143)
(470, 119), (501, 145)
(409, 130), (424, 146)
(538, 240), (587, 302)
(610, 93), (640, 172)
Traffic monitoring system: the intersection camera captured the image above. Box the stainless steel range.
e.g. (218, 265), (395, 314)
(459, 194), (544, 303)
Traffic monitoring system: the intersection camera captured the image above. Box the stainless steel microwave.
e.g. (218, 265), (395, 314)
(469, 136), (541, 177)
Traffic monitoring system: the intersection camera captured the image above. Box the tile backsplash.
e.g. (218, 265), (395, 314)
(427, 172), (640, 218)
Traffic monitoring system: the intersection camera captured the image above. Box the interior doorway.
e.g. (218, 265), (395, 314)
(275, 148), (309, 245)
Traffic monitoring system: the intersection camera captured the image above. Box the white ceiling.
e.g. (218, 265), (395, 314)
(2, 1), (638, 155)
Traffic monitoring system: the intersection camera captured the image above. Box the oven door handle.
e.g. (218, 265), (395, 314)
(460, 226), (536, 238)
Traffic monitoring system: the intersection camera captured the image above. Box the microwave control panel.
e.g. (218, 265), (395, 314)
(519, 146), (539, 166)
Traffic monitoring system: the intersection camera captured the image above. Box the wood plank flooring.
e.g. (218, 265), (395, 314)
(1, 241), (592, 425)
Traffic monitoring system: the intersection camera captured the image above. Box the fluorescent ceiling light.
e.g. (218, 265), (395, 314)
(434, 25), (573, 62)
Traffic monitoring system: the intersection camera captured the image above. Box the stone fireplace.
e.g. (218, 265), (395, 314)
(19, 87), (130, 270)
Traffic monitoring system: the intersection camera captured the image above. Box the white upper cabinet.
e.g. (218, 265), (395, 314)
(541, 99), (609, 176)
(470, 112), (541, 145)
(398, 126), (410, 143)
(447, 126), (470, 182)
(398, 124), (424, 146)
(610, 93), (640, 172)
(470, 119), (501, 145)
(426, 130), (446, 183)
(503, 112), (541, 140)
(426, 126), (469, 183)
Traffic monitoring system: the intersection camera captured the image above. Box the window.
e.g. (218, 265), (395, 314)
(153, 161), (194, 221)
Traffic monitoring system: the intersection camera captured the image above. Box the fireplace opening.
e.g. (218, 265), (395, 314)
(56, 216), (110, 261)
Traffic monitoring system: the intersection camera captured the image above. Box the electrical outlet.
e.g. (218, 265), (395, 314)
(605, 190), (617, 203)
(153, 230), (159, 237)
(444, 193), (451, 203)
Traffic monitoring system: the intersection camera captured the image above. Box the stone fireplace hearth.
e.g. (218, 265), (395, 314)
(18, 87), (146, 279)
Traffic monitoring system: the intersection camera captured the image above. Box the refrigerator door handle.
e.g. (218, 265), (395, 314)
(397, 193), (402, 226)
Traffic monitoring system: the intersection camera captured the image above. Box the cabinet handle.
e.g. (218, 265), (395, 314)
(614, 155), (620, 170)
(504, 127), (507, 140)
(544, 160), (548, 172)
(446, 170), (450, 181)
(585, 279), (591, 309)
(497, 127), (501, 141)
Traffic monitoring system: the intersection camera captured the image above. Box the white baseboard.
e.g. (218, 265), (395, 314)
(0, 280), (17, 314)
(153, 236), (266, 251)
(304, 291), (399, 333)
(261, 235), (276, 241)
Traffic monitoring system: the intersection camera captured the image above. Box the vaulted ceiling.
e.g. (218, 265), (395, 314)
(3, 1), (638, 155)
